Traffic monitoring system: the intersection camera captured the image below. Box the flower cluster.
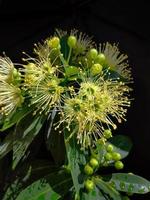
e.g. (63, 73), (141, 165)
(0, 30), (132, 148)
(0, 56), (23, 116)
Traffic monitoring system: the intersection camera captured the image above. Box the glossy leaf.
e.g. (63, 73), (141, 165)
(94, 177), (122, 200)
(13, 113), (46, 169)
(0, 131), (13, 159)
(2, 160), (57, 200)
(64, 127), (87, 197)
(46, 109), (65, 166)
(16, 169), (72, 200)
(0, 104), (34, 132)
(109, 173), (150, 194)
(81, 186), (107, 200)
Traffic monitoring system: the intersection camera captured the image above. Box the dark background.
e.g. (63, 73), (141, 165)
(0, 0), (150, 199)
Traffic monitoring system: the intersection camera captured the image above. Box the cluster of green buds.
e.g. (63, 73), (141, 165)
(83, 129), (124, 193)
(98, 129), (124, 170)
(0, 29), (132, 150)
(84, 156), (99, 192)
(104, 144), (124, 170)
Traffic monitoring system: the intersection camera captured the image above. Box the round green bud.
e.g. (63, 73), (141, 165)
(103, 129), (112, 139)
(112, 152), (121, 161)
(96, 53), (106, 64)
(67, 35), (77, 48)
(89, 48), (98, 59)
(48, 37), (60, 49)
(84, 164), (94, 175)
(13, 68), (18, 78)
(106, 144), (114, 152)
(90, 63), (103, 76)
(89, 158), (99, 169)
(105, 153), (112, 161)
(115, 161), (124, 170)
(84, 179), (94, 192)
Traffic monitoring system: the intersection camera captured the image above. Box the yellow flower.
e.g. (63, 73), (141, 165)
(61, 77), (131, 148)
(70, 29), (94, 55)
(0, 56), (14, 83)
(21, 59), (57, 87)
(0, 82), (24, 116)
(99, 42), (131, 80)
(29, 77), (64, 114)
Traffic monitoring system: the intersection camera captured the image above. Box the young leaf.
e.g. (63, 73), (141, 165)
(64, 126), (87, 198)
(108, 135), (132, 159)
(94, 177), (122, 200)
(109, 173), (150, 194)
(15, 169), (72, 200)
(12, 113), (47, 169)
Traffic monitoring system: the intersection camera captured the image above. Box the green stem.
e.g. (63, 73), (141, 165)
(67, 47), (72, 64)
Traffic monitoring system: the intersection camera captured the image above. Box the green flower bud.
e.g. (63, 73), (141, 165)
(13, 68), (18, 78)
(47, 36), (60, 49)
(84, 179), (94, 192)
(112, 152), (121, 161)
(90, 63), (103, 76)
(96, 53), (106, 64)
(105, 152), (112, 161)
(103, 129), (112, 139)
(115, 161), (124, 170)
(89, 158), (99, 169)
(106, 144), (114, 152)
(84, 164), (94, 175)
(89, 48), (98, 59)
(67, 35), (77, 48)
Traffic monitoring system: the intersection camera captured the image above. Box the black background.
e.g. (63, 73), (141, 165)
(0, 0), (150, 199)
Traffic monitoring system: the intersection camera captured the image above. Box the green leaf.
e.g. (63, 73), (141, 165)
(16, 169), (72, 200)
(94, 177), (122, 200)
(108, 135), (132, 159)
(2, 161), (59, 200)
(109, 173), (150, 194)
(64, 127), (87, 197)
(0, 104), (34, 132)
(45, 109), (66, 166)
(3, 160), (53, 198)
(60, 36), (70, 60)
(0, 131), (13, 159)
(13, 113), (46, 169)
(81, 187), (107, 200)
